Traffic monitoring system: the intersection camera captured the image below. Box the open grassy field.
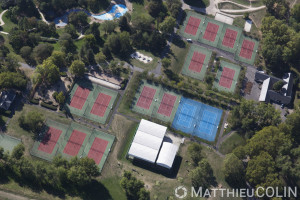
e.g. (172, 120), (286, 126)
(1, 12), (17, 33)
(169, 38), (191, 73)
(219, 2), (245, 10)
(233, 16), (260, 38)
(250, 8), (267, 28)
(219, 132), (246, 155)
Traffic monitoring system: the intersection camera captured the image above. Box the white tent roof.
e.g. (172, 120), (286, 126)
(282, 73), (290, 96)
(259, 77), (270, 101)
(128, 119), (167, 163)
(156, 142), (179, 169)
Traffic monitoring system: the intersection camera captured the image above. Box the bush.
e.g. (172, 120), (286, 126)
(30, 98), (39, 105)
(52, 91), (58, 100)
(41, 102), (58, 111)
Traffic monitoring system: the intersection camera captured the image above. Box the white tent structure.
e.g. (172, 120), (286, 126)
(156, 142), (179, 169)
(128, 119), (167, 163)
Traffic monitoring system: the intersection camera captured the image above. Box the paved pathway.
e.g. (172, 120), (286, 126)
(0, 9), (7, 26)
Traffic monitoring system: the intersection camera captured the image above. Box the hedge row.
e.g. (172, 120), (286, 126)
(41, 102), (58, 111)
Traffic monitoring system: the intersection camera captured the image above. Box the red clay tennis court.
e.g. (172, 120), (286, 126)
(70, 86), (90, 110)
(38, 127), (62, 154)
(90, 93), (112, 117)
(188, 51), (206, 73)
(87, 137), (108, 164)
(203, 22), (219, 42)
(219, 67), (235, 89)
(239, 39), (255, 59)
(136, 86), (156, 109)
(222, 29), (238, 48)
(158, 93), (177, 117)
(184, 16), (201, 35)
(63, 130), (86, 156)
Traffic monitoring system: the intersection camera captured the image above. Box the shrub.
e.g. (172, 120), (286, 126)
(30, 98), (39, 105)
(41, 102), (58, 111)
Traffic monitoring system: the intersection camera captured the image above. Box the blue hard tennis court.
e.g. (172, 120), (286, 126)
(172, 97), (223, 141)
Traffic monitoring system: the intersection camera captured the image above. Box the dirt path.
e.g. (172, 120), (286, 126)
(36, 6), (49, 25)
(0, 189), (35, 200)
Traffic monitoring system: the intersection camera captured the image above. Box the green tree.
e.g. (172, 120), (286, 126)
(246, 152), (282, 188)
(69, 60), (85, 77)
(223, 153), (245, 187)
(190, 159), (214, 190)
(286, 111), (300, 144)
(187, 143), (203, 166)
(272, 80), (285, 91)
(101, 21), (116, 35)
(119, 15), (131, 32)
(49, 51), (66, 69)
(291, 3), (300, 22)
(33, 43), (54, 64)
(34, 59), (60, 85)
(59, 33), (77, 54)
(18, 111), (45, 134)
(166, 0), (182, 18)
(0, 72), (27, 90)
(120, 171), (150, 200)
(11, 144), (25, 160)
(95, 51), (107, 65)
(20, 46), (32, 61)
(245, 126), (292, 158)
(228, 99), (281, 136)
(68, 11), (88, 30)
(159, 16), (176, 34)
(161, 58), (171, 68)
(56, 91), (65, 105)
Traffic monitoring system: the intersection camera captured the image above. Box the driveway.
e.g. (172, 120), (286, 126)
(243, 66), (260, 101)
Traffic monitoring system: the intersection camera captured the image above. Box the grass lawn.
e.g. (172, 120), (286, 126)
(129, 49), (159, 71)
(169, 38), (191, 73)
(7, 103), (70, 138)
(0, 179), (61, 200)
(219, 2), (245, 10)
(249, 8), (267, 28)
(100, 176), (127, 200)
(233, 17), (260, 38)
(1, 12), (17, 33)
(219, 132), (246, 155)
(183, 0), (210, 8)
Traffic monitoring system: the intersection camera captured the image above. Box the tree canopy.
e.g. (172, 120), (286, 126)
(34, 59), (60, 85)
(228, 100), (281, 136)
(69, 60), (85, 77)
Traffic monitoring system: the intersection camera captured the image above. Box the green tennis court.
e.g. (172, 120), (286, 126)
(0, 134), (21, 153)
(234, 36), (259, 65)
(181, 45), (212, 81)
(30, 119), (69, 162)
(217, 24), (243, 54)
(66, 79), (119, 124)
(31, 119), (115, 172)
(132, 80), (182, 123)
(198, 17), (224, 47)
(213, 60), (241, 93)
(180, 11), (206, 41)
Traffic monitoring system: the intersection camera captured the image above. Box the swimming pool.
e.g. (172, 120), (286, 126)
(54, 4), (128, 26)
(92, 4), (128, 20)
